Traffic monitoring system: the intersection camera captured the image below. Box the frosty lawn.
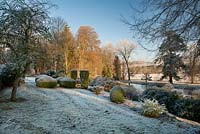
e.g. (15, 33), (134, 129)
(0, 78), (199, 134)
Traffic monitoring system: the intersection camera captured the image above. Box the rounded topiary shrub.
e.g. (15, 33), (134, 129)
(59, 77), (76, 88)
(110, 85), (125, 104)
(80, 70), (89, 89)
(36, 75), (57, 88)
(70, 70), (77, 80)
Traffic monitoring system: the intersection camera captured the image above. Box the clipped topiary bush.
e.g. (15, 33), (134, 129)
(141, 99), (166, 118)
(36, 75), (57, 88)
(110, 85), (125, 104)
(70, 70), (77, 80)
(80, 70), (89, 89)
(59, 77), (76, 88)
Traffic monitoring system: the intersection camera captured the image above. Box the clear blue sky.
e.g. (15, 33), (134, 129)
(49, 0), (156, 61)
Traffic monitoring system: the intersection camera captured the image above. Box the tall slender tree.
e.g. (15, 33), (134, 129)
(61, 25), (77, 74)
(76, 26), (102, 77)
(184, 40), (200, 83)
(49, 17), (66, 71)
(155, 31), (187, 83)
(113, 56), (121, 80)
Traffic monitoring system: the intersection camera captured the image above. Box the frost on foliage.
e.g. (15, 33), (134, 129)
(155, 31), (187, 83)
(141, 98), (166, 118)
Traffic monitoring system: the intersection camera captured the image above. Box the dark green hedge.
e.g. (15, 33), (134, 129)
(141, 89), (200, 122)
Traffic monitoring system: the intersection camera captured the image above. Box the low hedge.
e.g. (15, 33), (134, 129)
(59, 77), (76, 88)
(36, 75), (57, 88)
(141, 88), (200, 122)
(172, 99), (200, 122)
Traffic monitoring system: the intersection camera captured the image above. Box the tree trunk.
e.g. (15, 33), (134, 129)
(125, 58), (131, 86)
(64, 52), (68, 75)
(191, 57), (196, 84)
(10, 78), (20, 102)
(169, 76), (173, 84)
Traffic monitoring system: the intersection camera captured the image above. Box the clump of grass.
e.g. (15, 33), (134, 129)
(141, 99), (166, 118)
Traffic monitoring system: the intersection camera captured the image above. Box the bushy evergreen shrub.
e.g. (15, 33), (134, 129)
(141, 89), (181, 113)
(141, 88), (200, 122)
(172, 99), (200, 122)
(0, 64), (18, 88)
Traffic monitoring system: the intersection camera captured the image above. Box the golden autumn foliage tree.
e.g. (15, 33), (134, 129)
(101, 43), (115, 78)
(76, 26), (102, 77)
(61, 25), (78, 75)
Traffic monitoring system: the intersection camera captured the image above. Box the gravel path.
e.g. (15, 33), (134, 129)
(0, 78), (199, 134)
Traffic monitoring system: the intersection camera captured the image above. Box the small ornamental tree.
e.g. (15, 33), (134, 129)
(102, 65), (112, 78)
(113, 55), (121, 80)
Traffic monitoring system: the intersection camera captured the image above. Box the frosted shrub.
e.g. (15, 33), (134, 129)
(110, 85), (125, 104)
(141, 99), (166, 118)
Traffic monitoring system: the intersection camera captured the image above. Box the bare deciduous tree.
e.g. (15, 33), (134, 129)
(49, 17), (66, 71)
(116, 40), (136, 85)
(124, 0), (200, 47)
(184, 41), (200, 83)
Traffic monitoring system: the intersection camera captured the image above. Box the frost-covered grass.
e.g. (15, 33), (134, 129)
(0, 77), (199, 134)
